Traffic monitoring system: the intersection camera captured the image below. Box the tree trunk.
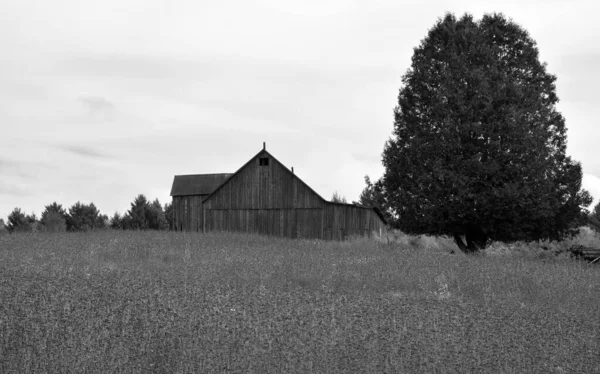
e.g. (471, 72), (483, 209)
(453, 234), (477, 254)
(453, 226), (488, 254)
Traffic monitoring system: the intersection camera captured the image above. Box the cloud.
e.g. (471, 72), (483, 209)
(58, 145), (109, 159)
(0, 182), (31, 197)
(0, 159), (52, 180)
(77, 96), (116, 121)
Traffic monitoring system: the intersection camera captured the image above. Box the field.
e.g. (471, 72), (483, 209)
(1, 230), (599, 373)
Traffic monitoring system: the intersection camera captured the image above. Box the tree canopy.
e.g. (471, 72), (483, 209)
(116, 195), (169, 230)
(66, 202), (107, 231)
(331, 191), (348, 204)
(6, 208), (36, 233)
(357, 176), (395, 224)
(382, 13), (592, 252)
(40, 202), (68, 232)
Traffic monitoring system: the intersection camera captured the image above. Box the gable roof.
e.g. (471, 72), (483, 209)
(170, 173), (232, 196)
(203, 148), (329, 204)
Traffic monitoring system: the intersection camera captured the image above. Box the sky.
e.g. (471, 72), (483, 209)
(1, 0), (599, 222)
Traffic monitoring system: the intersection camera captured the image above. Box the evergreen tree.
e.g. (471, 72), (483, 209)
(6, 208), (35, 233)
(110, 212), (123, 230)
(66, 202), (105, 231)
(331, 191), (347, 204)
(382, 13), (592, 253)
(164, 202), (173, 230)
(40, 202), (68, 232)
(127, 194), (150, 230)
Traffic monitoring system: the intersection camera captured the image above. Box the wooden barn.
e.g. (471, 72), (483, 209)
(170, 144), (386, 240)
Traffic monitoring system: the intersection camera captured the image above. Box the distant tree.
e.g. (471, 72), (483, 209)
(164, 202), (173, 230)
(0, 219), (8, 235)
(358, 175), (395, 225)
(124, 195), (168, 230)
(66, 202), (106, 231)
(382, 13), (592, 253)
(148, 199), (168, 230)
(99, 214), (109, 229)
(40, 202), (68, 232)
(6, 208), (35, 233)
(126, 194), (150, 230)
(331, 191), (347, 204)
(41, 211), (66, 232)
(110, 212), (123, 230)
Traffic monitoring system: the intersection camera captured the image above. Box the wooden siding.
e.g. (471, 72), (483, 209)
(172, 195), (206, 232)
(203, 204), (385, 240)
(324, 203), (387, 240)
(204, 208), (324, 239)
(203, 150), (325, 210)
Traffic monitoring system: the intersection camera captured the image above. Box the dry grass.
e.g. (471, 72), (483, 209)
(1, 230), (599, 373)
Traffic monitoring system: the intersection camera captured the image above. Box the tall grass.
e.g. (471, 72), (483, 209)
(1, 231), (599, 373)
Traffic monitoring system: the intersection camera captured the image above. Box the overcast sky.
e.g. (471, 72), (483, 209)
(1, 0), (599, 222)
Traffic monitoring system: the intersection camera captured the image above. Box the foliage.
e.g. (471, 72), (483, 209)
(6, 208), (36, 233)
(164, 202), (173, 230)
(40, 211), (67, 232)
(109, 212), (123, 230)
(1, 231), (599, 372)
(121, 195), (168, 230)
(0, 219), (8, 236)
(358, 175), (395, 224)
(331, 191), (347, 204)
(589, 201), (600, 233)
(148, 199), (168, 230)
(41, 202), (68, 232)
(66, 202), (107, 232)
(382, 12), (592, 253)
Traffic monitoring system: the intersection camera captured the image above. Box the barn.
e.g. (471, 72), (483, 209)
(170, 144), (387, 240)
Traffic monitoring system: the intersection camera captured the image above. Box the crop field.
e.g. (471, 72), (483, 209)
(1, 230), (599, 373)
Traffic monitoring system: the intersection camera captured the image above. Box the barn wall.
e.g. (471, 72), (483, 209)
(324, 203), (387, 240)
(203, 205), (386, 240)
(203, 151), (325, 210)
(204, 208), (324, 239)
(172, 195), (206, 232)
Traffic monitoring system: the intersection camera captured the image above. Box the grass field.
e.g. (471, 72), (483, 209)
(1, 230), (599, 373)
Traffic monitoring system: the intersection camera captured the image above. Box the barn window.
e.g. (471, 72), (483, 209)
(259, 157), (269, 166)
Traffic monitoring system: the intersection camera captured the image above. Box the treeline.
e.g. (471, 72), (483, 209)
(0, 194), (173, 234)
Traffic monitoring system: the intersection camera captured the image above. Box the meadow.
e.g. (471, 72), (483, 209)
(1, 230), (599, 373)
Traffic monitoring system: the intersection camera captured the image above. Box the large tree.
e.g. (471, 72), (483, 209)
(382, 13), (592, 253)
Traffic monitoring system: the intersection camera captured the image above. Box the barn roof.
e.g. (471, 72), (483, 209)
(170, 173), (232, 196)
(203, 148), (329, 205)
